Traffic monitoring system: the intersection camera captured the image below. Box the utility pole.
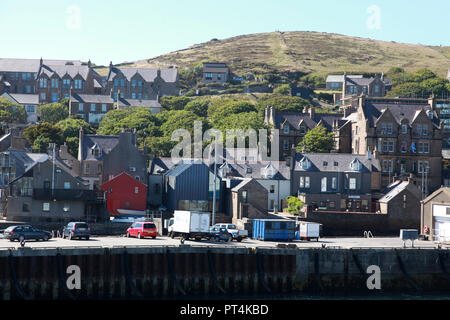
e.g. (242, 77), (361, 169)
(212, 138), (218, 226)
(51, 143), (56, 198)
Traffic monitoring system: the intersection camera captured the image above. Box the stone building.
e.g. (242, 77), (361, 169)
(421, 187), (450, 242)
(350, 95), (443, 193)
(105, 63), (179, 100)
(264, 106), (352, 160)
(202, 63), (230, 84)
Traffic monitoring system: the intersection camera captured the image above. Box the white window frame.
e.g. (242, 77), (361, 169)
(349, 178), (357, 190)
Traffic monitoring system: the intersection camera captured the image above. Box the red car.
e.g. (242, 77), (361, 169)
(126, 222), (157, 239)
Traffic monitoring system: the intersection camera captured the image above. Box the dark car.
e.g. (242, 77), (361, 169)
(207, 226), (232, 242)
(62, 222), (90, 240)
(4, 225), (52, 242)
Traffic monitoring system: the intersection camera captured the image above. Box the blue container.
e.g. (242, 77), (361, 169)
(252, 219), (296, 241)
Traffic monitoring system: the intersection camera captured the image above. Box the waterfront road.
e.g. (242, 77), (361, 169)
(0, 235), (445, 250)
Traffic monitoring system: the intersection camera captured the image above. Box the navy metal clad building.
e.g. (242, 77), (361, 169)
(163, 161), (213, 212)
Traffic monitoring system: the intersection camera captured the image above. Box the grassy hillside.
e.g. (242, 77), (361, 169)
(106, 31), (450, 78)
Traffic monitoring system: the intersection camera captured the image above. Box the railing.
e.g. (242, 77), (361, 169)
(33, 189), (98, 201)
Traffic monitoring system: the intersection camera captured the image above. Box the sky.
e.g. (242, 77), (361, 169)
(0, 0), (449, 66)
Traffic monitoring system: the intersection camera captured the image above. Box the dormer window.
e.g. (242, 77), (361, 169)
(262, 163), (277, 179)
(246, 167), (252, 174)
(300, 157), (311, 170)
(381, 123), (393, 135)
(402, 124), (408, 134)
(428, 111), (434, 119)
(350, 159), (362, 171)
(283, 125), (290, 134)
(300, 126), (306, 135)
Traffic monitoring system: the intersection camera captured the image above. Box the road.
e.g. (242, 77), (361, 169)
(0, 235), (443, 250)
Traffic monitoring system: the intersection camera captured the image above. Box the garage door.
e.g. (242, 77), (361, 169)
(433, 204), (450, 243)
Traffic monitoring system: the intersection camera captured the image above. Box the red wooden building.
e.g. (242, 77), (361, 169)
(100, 173), (147, 216)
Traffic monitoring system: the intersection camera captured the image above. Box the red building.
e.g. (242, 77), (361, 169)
(100, 173), (147, 216)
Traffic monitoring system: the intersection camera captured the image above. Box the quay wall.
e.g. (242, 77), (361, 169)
(0, 246), (449, 299)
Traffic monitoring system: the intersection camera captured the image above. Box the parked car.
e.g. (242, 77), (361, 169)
(207, 226), (232, 242)
(214, 223), (248, 242)
(4, 225), (52, 242)
(111, 216), (147, 223)
(126, 222), (157, 239)
(62, 222), (90, 240)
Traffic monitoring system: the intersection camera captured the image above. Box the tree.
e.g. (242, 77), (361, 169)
(209, 100), (258, 124)
(24, 122), (64, 146)
(160, 96), (192, 111)
(32, 136), (52, 153)
(184, 100), (210, 117)
(296, 125), (334, 153)
(0, 97), (27, 123)
(285, 196), (305, 215)
(273, 84), (291, 96)
(257, 95), (310, 113)
(39, 102), (69, 124)
(56, 118), (94, 140)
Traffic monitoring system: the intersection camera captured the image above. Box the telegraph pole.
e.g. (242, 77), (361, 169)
(212, 138), (218, 226)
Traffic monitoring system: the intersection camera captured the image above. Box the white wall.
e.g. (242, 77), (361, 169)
(256, 179), (291, 212)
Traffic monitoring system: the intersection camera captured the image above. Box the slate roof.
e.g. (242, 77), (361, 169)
(149, 157), (177, 175)
(378, 180), (421, 203)
(362, 101), (440, 127)
(326, 75), (363, 82)
(39, 64), (91, 80)
(231, 179), (254, 192)
(203, 63), (229, 73)
(71, 94), (162, 108)
(218, 161), (291, 180)
(326, 74), (391, 86)
(108, 67), (178, 83)
(1, 93), (39, 105)
(0, 58), (82, 73)
(273, 111), (346, 130)
(81, 135), (119, 161)
(164, 160), (210, 177)
(294, 153), (381, 173)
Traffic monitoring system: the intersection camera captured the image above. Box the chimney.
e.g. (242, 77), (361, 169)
(157, 69), (161, 78)
(342, 72), (347, 98)
(109, 61), (113, 69)
(359, 94), (366, 109)
(88, 59), (91, 68)
(40, 57), (43, 67)
(308, 106), (315, 119)
(428, 94), (436, 110)
(381, 72), (384, 81)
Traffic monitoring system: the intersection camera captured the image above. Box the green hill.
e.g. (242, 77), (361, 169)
(110, 31), (450, 78)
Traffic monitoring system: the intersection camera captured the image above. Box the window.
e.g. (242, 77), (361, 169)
(25, 105), (35, 113)
(242, 191), (248, 203)
(321, 177), (327, 192)
(138, 93), (142, 100)
(78, 103), (84, 112)
(418, 161), (430, 174)
(120, 92), (124, 98)
(22, 203), (30, 212)
(417, 124), (429, 136)
(51, 78), (58, 89)
(131, 93), (136, 99)
(299, 176), (305, 188)
(418, 142), (430, 154)
(114, 79), (118, 87)
(305, 176), (310, 188)
(102, 104), (107, 112)
(90, 104), (96, 112)
(332, 177), (337, 190)
(382, 141), (395, 153)
(138, 81), (142, 87)
(402, 124), (408, 134)
(329, 201), (336, 209)
(39, 78), (47, 88)
(43, 202), (50, 212)
(51, 93), (58, 102)
(375, 85), (380, 94)
(300, 126), (306, 134)
(63, 79), (71, 89)
(40, 93), (46, 101)
(134, 187), (139, 194)
(131, 80), (136, 88)
(120, 79), (125, 87)
(401, 141), (408, 153)
(349, 178), (357, 190)
(205, 73), (213, 80)
(246, 167), (252, 174)
(270, 185), (275, 193)
(382, 160), (394, 173)
(74, 79), (82, 89)
(25, 85), (31, 93)
(381, 123), (393, 135)
(283, 125), (290, 134)
(283, 140), (289, 151)
(323, 161), (328, 167)
(63, 203), (70, 212)
(64, 182), (71, 190)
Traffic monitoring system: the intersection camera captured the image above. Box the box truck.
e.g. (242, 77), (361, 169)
(168, 211), (211, 242)
(297, 222), (322, 241)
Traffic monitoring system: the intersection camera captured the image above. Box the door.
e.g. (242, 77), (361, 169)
(435, 220), (450, 242)
(22, 226), (34, 240)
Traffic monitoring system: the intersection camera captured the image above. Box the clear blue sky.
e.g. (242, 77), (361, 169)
(1, 0), (449, 66)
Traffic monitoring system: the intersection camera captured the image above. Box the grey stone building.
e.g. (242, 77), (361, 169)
(264, 106), (353, 160)
(326, 73), (392, 97)
(105, 64), (179, 100)
(377, 177), (422, 230)
(6, 156), (96, 223)
(202, 63), (230, 84)
(350, 95), (443, 193)
(148, 157), (176, 209)
(78, 129), (148, 190)
(292, 153), (381, 213)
